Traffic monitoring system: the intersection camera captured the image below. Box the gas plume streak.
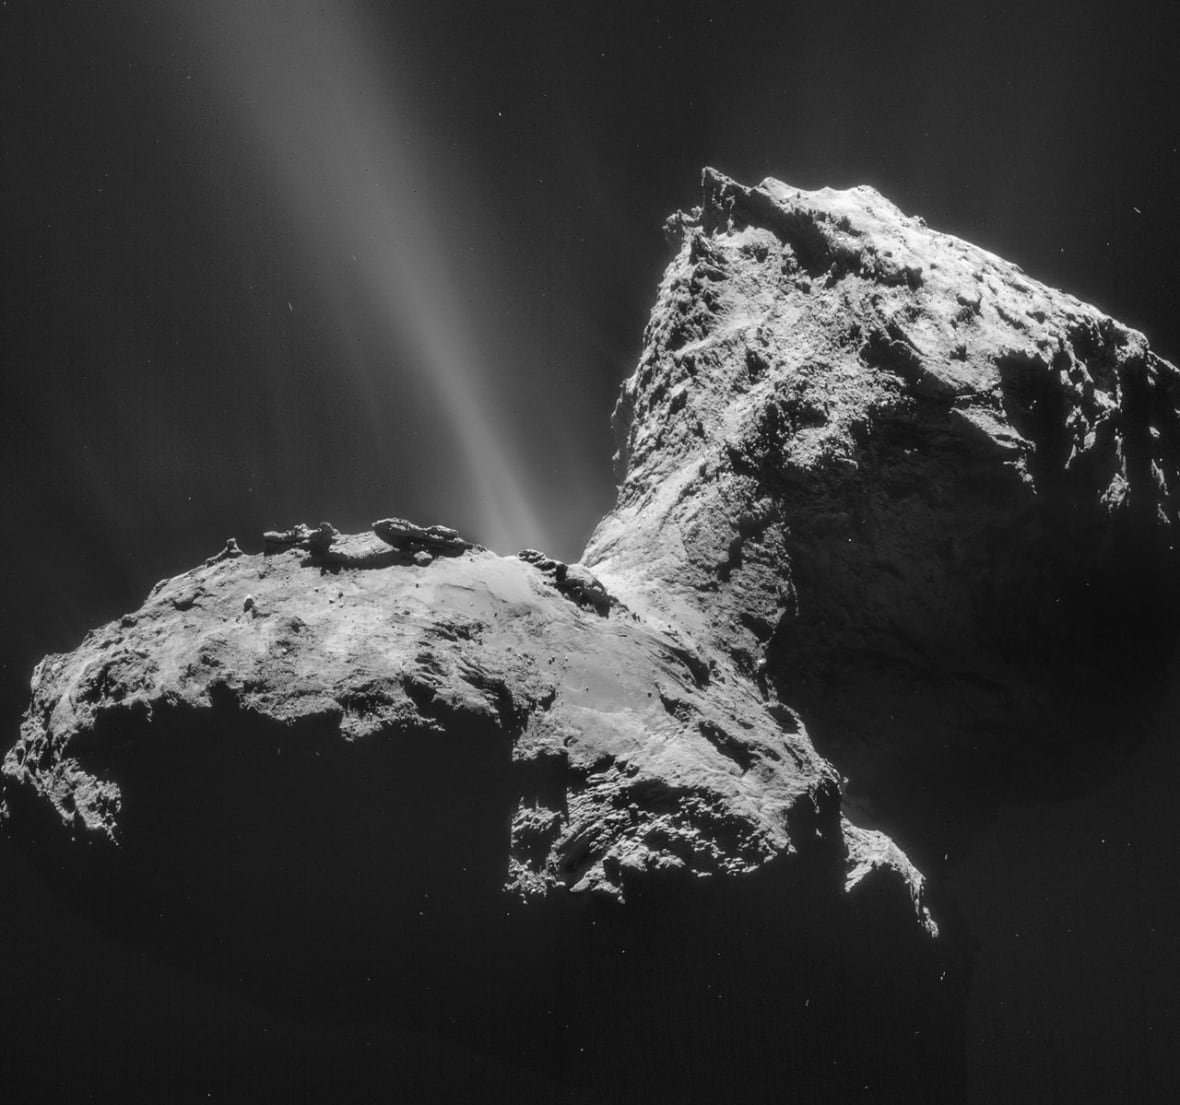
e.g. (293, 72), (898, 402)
(163, 0), (547, 551)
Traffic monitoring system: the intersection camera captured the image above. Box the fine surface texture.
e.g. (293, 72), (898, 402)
(587, 168), (1180, 864)
(6, 169), (1178, 1103)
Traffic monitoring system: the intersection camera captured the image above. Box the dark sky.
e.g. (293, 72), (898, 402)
(3, 1), (1180, 1102)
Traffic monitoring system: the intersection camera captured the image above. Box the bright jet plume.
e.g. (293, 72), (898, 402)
(164, 0), (548, 552)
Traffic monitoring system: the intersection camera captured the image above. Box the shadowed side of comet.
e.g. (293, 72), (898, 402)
(5, 689), (967, 1105)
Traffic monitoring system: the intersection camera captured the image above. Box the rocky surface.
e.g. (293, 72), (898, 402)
(0, 521), (954, 1101)
(5, 168), (1179, 1102)
(4, 531), (876, 906)
(587, 167), (1180, 864)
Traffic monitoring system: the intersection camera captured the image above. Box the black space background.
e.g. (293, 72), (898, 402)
(2, 1), (1180, 1102)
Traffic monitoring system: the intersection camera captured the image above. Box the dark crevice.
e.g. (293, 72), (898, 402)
(996, 351), (1071, 492)
(696, 718), (756, 773)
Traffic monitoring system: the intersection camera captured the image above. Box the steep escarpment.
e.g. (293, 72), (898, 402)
(5, 169), (1179, 1103)
(586, 168), (1180, 865)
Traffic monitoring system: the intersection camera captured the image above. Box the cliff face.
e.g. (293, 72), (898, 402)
(4, 170), (1178, 1103)
(587, 168), (1180, 863)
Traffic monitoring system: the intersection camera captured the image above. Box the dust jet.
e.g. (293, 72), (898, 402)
(162, 0), (547, 551)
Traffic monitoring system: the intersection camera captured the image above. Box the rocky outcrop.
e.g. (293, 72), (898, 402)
(586, 167), (1180, 864)
(371, 516), (474, 558)
(517, 547), (614, 615)
(5, 168), (1178, 1102)
(1, 518), (957, 1100)
(6, 529), (866, 904)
